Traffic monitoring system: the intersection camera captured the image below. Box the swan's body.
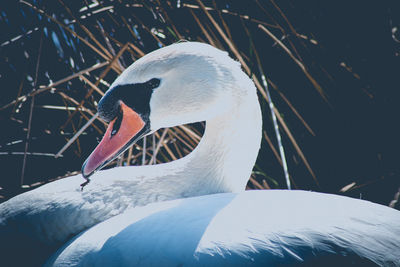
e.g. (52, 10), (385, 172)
(1, 42), (400, 266)
(48, 191), (400, 266)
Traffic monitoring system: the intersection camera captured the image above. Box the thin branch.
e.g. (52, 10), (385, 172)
(211, 0), (232, 41)
(195, 0), (250, 73)
(258, 24), (327, 102)
(11, 76), (25, 116)
(189, 9), (216, 47)
(0, 152), (63, 157)
(149, 128), (169, 165)
(57, 0), (113, 59)
(155, 0), (183, 40)
(243, 18), (291, 189)
(268, 79), (315, 136)
(249, 177), (265, 190)
(264, 131), (283, 166)
(0, 62), (108, 111)
(55, 113), (99, 158)
(79, 75), (105, 96)
(60, 97), (82, 155)
(182, 3), (278, 28)
(21, 28), (43, 185)
(178, 125), (201, 141)
(142, 136), (147, 165)
(61, 43), (129, 129)
(273, 106), (319, 187)
(19, 1), (122, 73)
(58, 92), (106, 127)
(152, 134), (156, 164)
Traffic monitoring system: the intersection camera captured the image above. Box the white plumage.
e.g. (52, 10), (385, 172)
(47, 190), (400, 266)
(1, 42), (399, 266)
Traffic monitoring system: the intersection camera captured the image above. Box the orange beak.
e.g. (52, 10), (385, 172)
(82, 101), (146, 178)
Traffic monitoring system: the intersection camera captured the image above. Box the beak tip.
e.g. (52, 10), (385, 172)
(81, 160), (93, 179)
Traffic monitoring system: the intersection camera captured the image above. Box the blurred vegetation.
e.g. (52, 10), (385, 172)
(0, 0), (399, 208)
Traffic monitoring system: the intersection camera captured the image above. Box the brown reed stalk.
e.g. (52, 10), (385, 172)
(0, 62), (109, 111)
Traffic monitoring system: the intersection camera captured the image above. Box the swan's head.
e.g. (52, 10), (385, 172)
(82, 42), (242, 178)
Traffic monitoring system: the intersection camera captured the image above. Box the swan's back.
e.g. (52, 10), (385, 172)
(47, 190), (400, 266)
(0, 162), (199, 266)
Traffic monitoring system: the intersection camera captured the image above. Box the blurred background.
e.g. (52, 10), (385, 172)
(1, 0), (399, 208)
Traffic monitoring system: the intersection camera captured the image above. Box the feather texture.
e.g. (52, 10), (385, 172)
(47, 190), (400, 266)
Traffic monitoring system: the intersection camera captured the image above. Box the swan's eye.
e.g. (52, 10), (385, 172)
(147, 78), (161, 89)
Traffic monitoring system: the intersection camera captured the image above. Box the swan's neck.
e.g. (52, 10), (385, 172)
(179, 87), (262, 194)
(90, 79), (261, 202)
(84, 77), (262, 213)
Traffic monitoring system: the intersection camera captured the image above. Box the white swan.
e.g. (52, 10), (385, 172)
(44, 42), (400, 266)
(2, 42), (400, 266)
(0, 42), (261, 266)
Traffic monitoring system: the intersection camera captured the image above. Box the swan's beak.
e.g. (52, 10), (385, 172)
(82, 102), (147, 178)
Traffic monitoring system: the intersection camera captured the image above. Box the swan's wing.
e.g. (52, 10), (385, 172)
(0, 164), (173, 267)
(47, 190), (400, 266)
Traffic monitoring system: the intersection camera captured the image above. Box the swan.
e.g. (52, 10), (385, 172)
(0, 42), (261, 266)
(2, 42), (400, 266)
(45, 42), (400, 266)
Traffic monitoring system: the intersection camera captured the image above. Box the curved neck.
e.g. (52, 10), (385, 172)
(91, 80), (261, 203)
(177, 87), (262, 194)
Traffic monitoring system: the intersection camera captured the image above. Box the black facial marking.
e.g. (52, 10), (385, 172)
(111, 106), (123, 137)
(147, 78), (160, 89)
(98, 78), (161, 123)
